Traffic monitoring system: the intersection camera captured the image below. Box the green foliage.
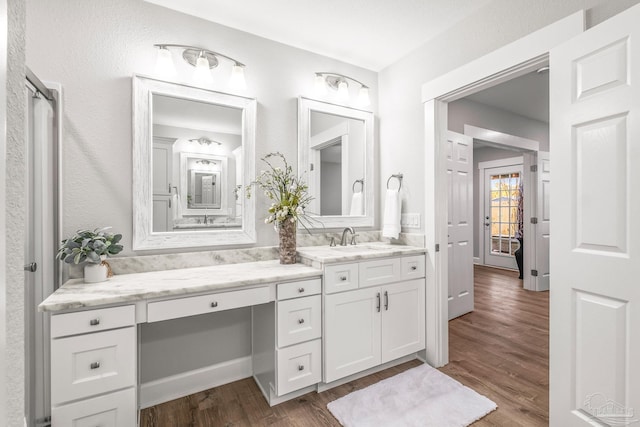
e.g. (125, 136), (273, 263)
(57, 227), (124, 264)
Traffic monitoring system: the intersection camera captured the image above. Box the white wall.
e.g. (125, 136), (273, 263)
(378, 0), (640, 233)
(2, 0), (25, 425)
(25, 0), (378, 256)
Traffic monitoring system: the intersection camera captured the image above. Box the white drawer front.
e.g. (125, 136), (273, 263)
(51, 327), (135, 406)
(277, 295), (321, 347)
(147, 286), (270, 322)
(359, 258), (402, 288)
(401, 255), (426, 280)
(276, 339), (321, 396)
(51, 305), (135, 338)
(325, 263), (359, 294)
(52, 387), (135, 427)
(278, 278), (321, 300)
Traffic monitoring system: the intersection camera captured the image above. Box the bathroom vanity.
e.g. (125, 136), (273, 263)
(40, 243), (426, 425)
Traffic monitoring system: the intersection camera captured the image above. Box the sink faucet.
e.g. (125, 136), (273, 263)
(340, 227), (356, 246)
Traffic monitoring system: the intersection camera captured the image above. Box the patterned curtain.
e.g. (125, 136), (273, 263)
(515, 182), (524, 239)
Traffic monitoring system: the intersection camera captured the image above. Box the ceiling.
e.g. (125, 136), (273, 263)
(145, 0), (491, 71)
(465, 69), (549, 124)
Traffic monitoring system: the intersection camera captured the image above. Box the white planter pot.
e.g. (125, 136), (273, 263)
(84, 261), (109, 283)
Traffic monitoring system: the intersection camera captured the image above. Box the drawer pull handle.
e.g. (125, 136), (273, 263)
(376, 292), (381, 312)
(340, 276), (347, 281)
(298, 318), (305, 324)
(410, 266), (417, 271)
(384, 291), (389, 311)
(89, 319), (100, 326)
(211, 302), (218, 308)
(90, 362), (100, 370)
(298, 287), (305, 293)
(298, 365), (304, 371)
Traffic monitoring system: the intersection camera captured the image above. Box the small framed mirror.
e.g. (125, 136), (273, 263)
(133, 75), (256, 250)
(298, 97), (374, 228)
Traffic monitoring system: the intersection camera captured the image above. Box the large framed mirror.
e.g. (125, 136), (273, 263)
(133, 75), (256, 250)
(298, 97), (374, 228)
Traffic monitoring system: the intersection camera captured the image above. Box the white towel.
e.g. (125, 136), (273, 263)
(172, 193), (182, 221)
(382, 189), (401, 239)
(349, 192), (364, 216)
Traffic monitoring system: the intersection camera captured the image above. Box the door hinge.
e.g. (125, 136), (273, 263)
(531, 217), (538, 224)
(530, 165), (538, 172)
(435, 244), (440, 252)
(531, 269), (538, 277)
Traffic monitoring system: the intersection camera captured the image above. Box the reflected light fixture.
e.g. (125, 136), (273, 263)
(314, 72), (371, 107)
(189, 137), (222, 146)
(154, 44), (246, 89)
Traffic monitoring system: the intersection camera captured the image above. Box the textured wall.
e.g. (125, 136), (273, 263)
(378, 0), (640, 232)
(25, 0), (378, 256)
(4, 0), (26, 425)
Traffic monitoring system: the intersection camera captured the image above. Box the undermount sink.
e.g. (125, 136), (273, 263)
(330, 244), (390, 251)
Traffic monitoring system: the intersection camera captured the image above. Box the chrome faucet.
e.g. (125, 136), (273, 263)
(340, 227), (356, 246)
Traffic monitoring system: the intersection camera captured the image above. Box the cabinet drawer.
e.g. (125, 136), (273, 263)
(277, 295), (321, 347)
(52, 387), (135, 427)
(51, 305), (135, 338)
(359, 258), (402, 288)
(401, 255), (426, 280)
(276, 339), (321, 396)
(51, 327), (135, 406)
(325, 263), (359, 294)
(147, 286), (270, 322)
(278, 278), (321, 300)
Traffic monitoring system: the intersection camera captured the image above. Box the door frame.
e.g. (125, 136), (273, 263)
(421, 11), (584, 367)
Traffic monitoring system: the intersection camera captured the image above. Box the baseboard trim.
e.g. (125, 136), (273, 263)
(473, 257), (481, 265)
(139, 356), (252, 409)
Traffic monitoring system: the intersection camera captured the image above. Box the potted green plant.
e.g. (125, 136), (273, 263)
(57, 227), (123, 283)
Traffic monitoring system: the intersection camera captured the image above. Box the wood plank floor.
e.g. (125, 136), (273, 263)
(140, 265), (549, 426)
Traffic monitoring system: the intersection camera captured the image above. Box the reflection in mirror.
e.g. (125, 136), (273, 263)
(134, 76), (256, 250)
(298, 98), (374, 228)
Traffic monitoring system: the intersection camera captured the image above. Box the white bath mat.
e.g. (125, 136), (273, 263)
(327, 363), (497, 427)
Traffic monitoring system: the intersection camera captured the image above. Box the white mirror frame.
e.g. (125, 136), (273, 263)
(298, 97), (374, 228)
(133, 75), (256, 250)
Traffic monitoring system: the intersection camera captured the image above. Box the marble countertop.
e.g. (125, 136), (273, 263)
(39, 260), (321, 313)
(297, 242), (426, 265)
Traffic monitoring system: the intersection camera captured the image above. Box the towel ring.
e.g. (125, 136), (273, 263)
(352, 178), (364, 193)
(386, 173), (403, 192)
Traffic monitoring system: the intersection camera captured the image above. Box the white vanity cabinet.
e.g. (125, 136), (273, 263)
(252, 278), (323, 405)
(323, 255), (426, 383)
(50, 305), (137, 426)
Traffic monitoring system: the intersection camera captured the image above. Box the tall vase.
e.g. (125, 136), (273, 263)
(278, 219), (297, 264)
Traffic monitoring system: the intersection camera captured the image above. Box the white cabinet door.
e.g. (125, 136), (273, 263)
(381, 279), (425, 363)
(324, 287), (381, 383)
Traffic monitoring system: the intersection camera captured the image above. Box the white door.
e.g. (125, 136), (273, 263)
(324, 287), (381, 383)
(447, 131), (474, 320)
(483, 164), (523, 270)
(534, 152), (550, 291)
(550, 4), (640, 425)
(381, 280), (425, 363)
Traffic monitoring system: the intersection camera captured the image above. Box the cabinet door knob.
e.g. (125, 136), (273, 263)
(410, 266), (417, 271)
(298, 365), (304, 371)
(298, 287), (305, 293)
(211, 301), (218, 308)
(89, 318), (100, 326)
(90, 362), (101, 370)
(298, 318), (305, 324)
(340, 276), (347, 281)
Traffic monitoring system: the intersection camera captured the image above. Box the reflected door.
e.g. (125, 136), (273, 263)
(483, 165), (522, 269)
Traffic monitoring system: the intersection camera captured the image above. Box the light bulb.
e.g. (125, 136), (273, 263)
(337, 80), (349, 101)
(314, 74), (327, 96)
(358, 86), (371, 107)
(193, 54), (213, 85)
(155, 47), (176, 78)
(229, 64), (246, 90)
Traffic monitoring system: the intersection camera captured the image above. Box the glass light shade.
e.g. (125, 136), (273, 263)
(229, 64), (246, 90)
(314, 75), (328, 96)
(193, 56), (213, 84)
(337, 80), (349, 100)
(155, 47), (176, 78)
(358, 87), (371, 106)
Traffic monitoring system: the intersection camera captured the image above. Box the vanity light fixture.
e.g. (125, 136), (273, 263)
(154, 44), (246, 89)
(188, 137), (222, 146)
(314, 72), (371, 107)
(196, 159), (218, 166)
